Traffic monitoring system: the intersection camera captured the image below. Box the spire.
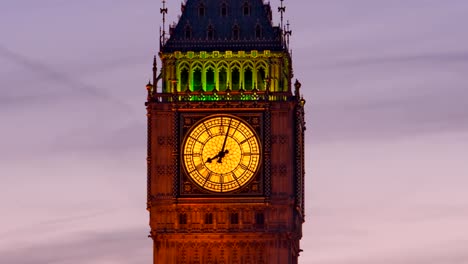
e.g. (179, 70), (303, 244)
(285, 20), (292, 47)
(278, 0), (292, 48)
(152, 56), (157, 92)
(278, 0), (286, 31)
(160, 0), (168, 47)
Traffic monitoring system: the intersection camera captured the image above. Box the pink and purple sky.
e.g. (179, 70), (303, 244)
(1, 1), (468, 263)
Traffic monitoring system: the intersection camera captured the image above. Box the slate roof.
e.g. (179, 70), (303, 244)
(162, 0), (285, 52)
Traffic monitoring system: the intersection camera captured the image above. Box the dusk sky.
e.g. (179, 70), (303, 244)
(1, 1), (468, 263)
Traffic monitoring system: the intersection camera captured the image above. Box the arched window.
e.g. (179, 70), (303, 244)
(198, 3), (205, 17)
(230, 212), (239, 224)
(205, 213), (213, 224)
(231, 68), (240, 90)
(184, 25), (192, 40)
(193, 68), (202, 91)
(279, 77), (285, 92)
(242, 2), (250, 16)
(255, 24), (262, 39)
(218, 68), (227, 90)
(255, 212), (264, 226)
(207, 25), (214, 40)
(206, 68), (215, 91)
(232, 25), (240, 40)
(180, 68), (189, 91)
(221, 3), (228, 17)
(257, 67), (266, 90)
(179, 213), (187, 225)
(244, 68), (253, 90)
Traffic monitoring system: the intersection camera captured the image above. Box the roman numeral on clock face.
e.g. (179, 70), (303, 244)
(195, 163), (204, 171)
(239, 163), (251, 171)
(240, 136), (254, 145)
(203, 123), (212, 136)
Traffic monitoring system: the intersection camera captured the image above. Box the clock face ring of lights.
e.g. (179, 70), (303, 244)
(182, 115), (261, 193)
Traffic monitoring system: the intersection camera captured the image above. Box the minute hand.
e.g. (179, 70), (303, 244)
(220, 119), (232, 153)
(217, 119), (232, 163)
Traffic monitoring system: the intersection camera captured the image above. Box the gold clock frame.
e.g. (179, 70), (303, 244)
(181, 114), (262, 193)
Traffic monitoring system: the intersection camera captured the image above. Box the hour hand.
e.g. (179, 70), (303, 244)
(216, 150), (229, 163)
(207, 150), (229, 163)
(206, 153), (220, 163)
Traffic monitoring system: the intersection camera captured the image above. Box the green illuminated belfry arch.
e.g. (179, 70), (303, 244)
(164, 50), (287, 93)
(157, 49), (293, 101)
(174, 53), (270, 92)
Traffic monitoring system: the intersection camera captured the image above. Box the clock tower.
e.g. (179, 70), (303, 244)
(146, 0), (306, 263)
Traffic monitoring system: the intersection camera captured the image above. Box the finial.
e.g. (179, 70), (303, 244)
(300, 96), (306, 106)
(278, 0), (286, 31)
(294, 79), (301, 97)
(152, 56), (158, 94)
(160, 0), (168, 46)
(146, 79), (153, 101)
(285, 20), (292, 47)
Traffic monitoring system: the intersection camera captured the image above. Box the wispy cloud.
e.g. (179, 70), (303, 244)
(0, 228), (151, 264)
(0, 44), (136, 114)
(301, 47), (468, 143)
(313, 50), (468, 69)
(0, 210), (112, 239)
(338, 240), (468, 264)
(49, 121), (146, 154)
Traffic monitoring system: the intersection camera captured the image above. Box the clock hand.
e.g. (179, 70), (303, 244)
(206, 149), (230, 163)
(217, 150), (229, 163)
(220, 119), (232, 152)
(218, 119), (232, 163)
(206, 153), (220, 163)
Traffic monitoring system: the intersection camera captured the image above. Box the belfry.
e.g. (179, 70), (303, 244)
(146, 0), (306, 263)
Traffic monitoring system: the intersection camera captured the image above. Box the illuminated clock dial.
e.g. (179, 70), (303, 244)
(182, 115), (261, 193)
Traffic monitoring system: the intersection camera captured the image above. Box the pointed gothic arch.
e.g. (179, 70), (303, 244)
(178, 62), (190, 92)
(220, 1), (228, 17)
(184, 24), (192, 40)
(204, 62), (216, 91)
(255, 23), (262, 39)
(242, 1), (251, 16)
(191, 62), (203, 92)
(255, 60), (268, 90)
(207, 24), (214, 40)
(232, 24), (240, 40)
(243, 64), (254, 90)
(198, 2), (206, 17)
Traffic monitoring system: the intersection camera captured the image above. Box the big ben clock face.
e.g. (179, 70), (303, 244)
(182, 115), (261, 193)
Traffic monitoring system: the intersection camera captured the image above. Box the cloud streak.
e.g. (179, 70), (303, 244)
(312, 50), (468, 69)
(0, 228), (151, 264)
(0, 44), (136, 114)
